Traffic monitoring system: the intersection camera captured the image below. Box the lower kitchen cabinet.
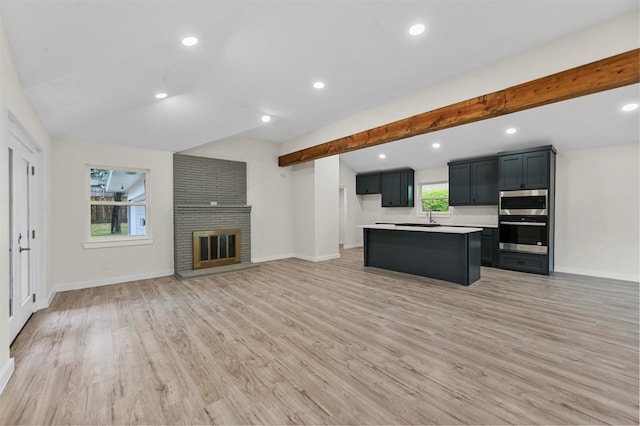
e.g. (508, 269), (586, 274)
(481, 228), (498, 267)
(499, 251), (549, 275)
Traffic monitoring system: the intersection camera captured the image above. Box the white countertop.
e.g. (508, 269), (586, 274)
(358, 224), (483, 234)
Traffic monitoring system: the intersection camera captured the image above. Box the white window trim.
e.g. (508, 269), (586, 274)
(82, 237), (154, 249)
(83, 165), (152, 249)
(416, 181), (451, 218)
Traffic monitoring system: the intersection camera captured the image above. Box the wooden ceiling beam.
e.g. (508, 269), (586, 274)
(279, 48), (639, 167)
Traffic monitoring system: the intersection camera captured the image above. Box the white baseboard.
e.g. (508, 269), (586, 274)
(47, 288), (56, 306)
(254, 250), (357, 262)
(554, 266), (639, 283)
(343, 243), (363, 249)
(55, 269), (175, 293)
(293, 253), (341, 262)
(252, 253), (295, 263)
(0, 358), (15, 397)
(37, 288), (57, 310)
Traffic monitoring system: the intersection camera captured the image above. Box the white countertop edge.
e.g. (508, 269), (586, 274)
(452, 223), (498, 229)
(358, 224), (483, 234)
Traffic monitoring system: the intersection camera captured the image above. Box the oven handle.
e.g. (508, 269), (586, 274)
(500, 221), (546, 226)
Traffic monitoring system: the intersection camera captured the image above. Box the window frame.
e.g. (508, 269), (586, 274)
(83, 165), (153, 249)
(416, 181), (451, 218)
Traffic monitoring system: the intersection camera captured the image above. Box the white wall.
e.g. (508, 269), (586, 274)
(290, 157), (340, 261)
(51, 139), (174, 291)
(313, 156), (340, 260)
(0, 17), (53, 393)
(184, 138), (295, 262)
(555, 143), (639, 281)
(338, 188), (345, 244)
(339, 160), (364, 248)
(292, 162), (315, 259)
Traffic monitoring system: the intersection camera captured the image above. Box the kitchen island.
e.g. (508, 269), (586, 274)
(360, 224), (482, 286)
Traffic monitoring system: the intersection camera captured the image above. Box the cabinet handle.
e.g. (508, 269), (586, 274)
(517, 261), (525, 264)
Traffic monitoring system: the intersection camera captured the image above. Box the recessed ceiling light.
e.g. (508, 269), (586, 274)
(155, 93), (168, 99)
(182, 36), (198, 47)
(409, 23), (425, 36)
(261, 115), (271, 123)
(505, 127), (517, 135)
(622, 103), (638, 112)
(432, 142), (441, 149)
(379, 154), (386, 159)
(313, 81), (325, 89)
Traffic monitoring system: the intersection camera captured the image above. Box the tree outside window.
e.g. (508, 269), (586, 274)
(420, 182), (449, 214)
(89, 168), (148, 238)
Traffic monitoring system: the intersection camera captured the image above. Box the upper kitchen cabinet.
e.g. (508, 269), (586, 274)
(498, 146), (556, 190)
(381, 168), (414, 207)
(448, 157), (498, 205)
(355, 172), (381, 195)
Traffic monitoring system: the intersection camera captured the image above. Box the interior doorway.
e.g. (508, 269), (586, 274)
(7, 119), (38, 343)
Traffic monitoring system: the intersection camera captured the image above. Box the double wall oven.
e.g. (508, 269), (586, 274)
(499, 189), (548, 254)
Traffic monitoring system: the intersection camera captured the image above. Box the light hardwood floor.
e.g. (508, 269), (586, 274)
(1, 248), (638, 425)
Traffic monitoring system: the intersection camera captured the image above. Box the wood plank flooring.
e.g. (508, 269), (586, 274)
(1, 248), (638, 425)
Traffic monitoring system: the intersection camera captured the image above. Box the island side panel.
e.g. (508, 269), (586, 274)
(467, 231), (481, 285)
(364, 228), (478, 285)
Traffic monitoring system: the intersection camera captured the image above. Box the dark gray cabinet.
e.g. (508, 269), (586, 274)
(481, 227), (499, 267)
(364, 227), (481, 285)
(499, 251), (549, 275)
(355, 172), (381, 194)
(448, 157), (498, 205)
(381, 169), (414, 207)
(499, 150), (549, 190)
(497, 145), (556, 275)
(449, 163), (471, 205)
(473, 159), (499, 204)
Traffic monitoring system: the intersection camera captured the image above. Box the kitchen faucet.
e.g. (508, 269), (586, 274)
(426, 207), (436, 223)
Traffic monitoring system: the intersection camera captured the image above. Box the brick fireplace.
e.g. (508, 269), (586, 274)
(173, 154), (255, 278)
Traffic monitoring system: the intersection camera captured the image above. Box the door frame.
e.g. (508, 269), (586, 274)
(338, 186), (347, 246)
(7, 112), (45, 314)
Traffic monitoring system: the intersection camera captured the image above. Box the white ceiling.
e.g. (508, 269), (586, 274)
(0, 0), (638, 166)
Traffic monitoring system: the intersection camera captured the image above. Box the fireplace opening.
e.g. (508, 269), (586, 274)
(193, 229), (241, 269)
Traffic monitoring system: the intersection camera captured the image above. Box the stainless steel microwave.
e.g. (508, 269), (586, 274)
(499, 189), (548, 216)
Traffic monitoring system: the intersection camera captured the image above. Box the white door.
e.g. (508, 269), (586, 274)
(8, 135), (36, 343)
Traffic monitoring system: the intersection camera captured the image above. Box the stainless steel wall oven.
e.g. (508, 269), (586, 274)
(499, 189), (549, 254)
(499, 216), (548, 254)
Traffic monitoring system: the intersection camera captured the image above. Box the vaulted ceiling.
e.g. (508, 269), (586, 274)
(1, 0), (637, 159)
